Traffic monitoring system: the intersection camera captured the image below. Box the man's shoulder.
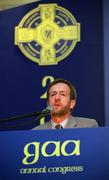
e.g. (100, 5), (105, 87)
(71, 116), (98, 127)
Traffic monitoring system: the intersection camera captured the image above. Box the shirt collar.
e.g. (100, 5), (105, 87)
(51, 118), (69, 129)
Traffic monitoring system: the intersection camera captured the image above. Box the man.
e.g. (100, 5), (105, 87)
(33, 78), (98, 129)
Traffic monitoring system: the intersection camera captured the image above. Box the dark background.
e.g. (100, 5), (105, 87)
(0, 0), (104, 130)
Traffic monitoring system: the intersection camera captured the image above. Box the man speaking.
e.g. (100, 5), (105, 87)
(32, 78), (98, 130)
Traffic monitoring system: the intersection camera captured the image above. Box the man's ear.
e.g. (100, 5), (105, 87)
(70, 100), (76, 109)
(47, 100), (49, 106)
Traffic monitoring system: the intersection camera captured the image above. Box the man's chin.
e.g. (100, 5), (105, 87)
(52, 110), (65, 117)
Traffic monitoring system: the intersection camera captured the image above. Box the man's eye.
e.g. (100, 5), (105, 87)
(50, 93), (55, 96)
(61, 93), (65, 96)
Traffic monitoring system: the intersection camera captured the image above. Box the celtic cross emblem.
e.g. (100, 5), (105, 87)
(15, 4), (80, 65)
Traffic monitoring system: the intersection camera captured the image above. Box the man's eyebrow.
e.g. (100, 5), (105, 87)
(50, 90), (66, 93)
(60, 91), (66, 93)
(49, 91), (57, 94)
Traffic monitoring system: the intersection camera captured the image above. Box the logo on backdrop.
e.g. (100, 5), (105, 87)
(15, 4), (80, 65)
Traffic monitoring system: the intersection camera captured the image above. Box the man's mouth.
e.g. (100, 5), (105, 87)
(53, 104), (62, 109)
(54, 104), (61, 106)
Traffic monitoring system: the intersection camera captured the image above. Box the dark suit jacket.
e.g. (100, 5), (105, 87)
(32, 116), (98, 130)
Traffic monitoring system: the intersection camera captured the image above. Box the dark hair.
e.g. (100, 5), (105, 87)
(47, 78), (77, 100)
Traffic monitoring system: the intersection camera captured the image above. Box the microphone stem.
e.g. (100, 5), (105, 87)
(0, 112), (41, 123)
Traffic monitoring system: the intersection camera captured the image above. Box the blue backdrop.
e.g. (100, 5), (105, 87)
(0, 0), (104, 130)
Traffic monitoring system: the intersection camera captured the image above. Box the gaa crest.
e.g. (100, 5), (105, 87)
(15, 4), (80, 65)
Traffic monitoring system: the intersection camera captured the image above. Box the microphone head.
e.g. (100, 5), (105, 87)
(46, 105), (53, 112)
(41, 105), (53, 115)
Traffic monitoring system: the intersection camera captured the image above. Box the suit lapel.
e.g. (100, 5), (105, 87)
(66, 116), (77, 128)
(44, 121), (52, 129)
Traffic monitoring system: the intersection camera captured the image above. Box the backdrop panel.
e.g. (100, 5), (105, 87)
(0, 0), (104, 130)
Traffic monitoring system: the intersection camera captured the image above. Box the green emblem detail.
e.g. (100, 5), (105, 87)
(15, 4), (80, 65)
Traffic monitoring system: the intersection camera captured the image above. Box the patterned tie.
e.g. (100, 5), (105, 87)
(55, 124), (63, 129)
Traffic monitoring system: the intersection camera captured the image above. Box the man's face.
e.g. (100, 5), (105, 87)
(48, 83), (75, 117)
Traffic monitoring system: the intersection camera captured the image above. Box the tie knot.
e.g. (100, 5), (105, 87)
(55, 124), (63, 129)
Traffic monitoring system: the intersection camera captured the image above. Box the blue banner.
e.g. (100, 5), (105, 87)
(0, 0), (104, 130)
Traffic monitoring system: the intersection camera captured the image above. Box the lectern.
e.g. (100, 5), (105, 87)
(0, 127), (109, 180)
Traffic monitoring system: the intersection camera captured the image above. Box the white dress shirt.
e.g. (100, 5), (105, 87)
(51, 118), (69, 129)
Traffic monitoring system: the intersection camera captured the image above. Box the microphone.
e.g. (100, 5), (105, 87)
(0, 106), (53, 129)
(0, 106), (53, 123)
(41, 105), (53, 116)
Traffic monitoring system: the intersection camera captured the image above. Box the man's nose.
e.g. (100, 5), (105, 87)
(55, 93), (60, 100)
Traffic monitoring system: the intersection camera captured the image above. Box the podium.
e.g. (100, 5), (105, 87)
(0, 127), (109, 180)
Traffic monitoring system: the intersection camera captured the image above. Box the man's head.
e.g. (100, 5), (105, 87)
(47, 78), (77, 117)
